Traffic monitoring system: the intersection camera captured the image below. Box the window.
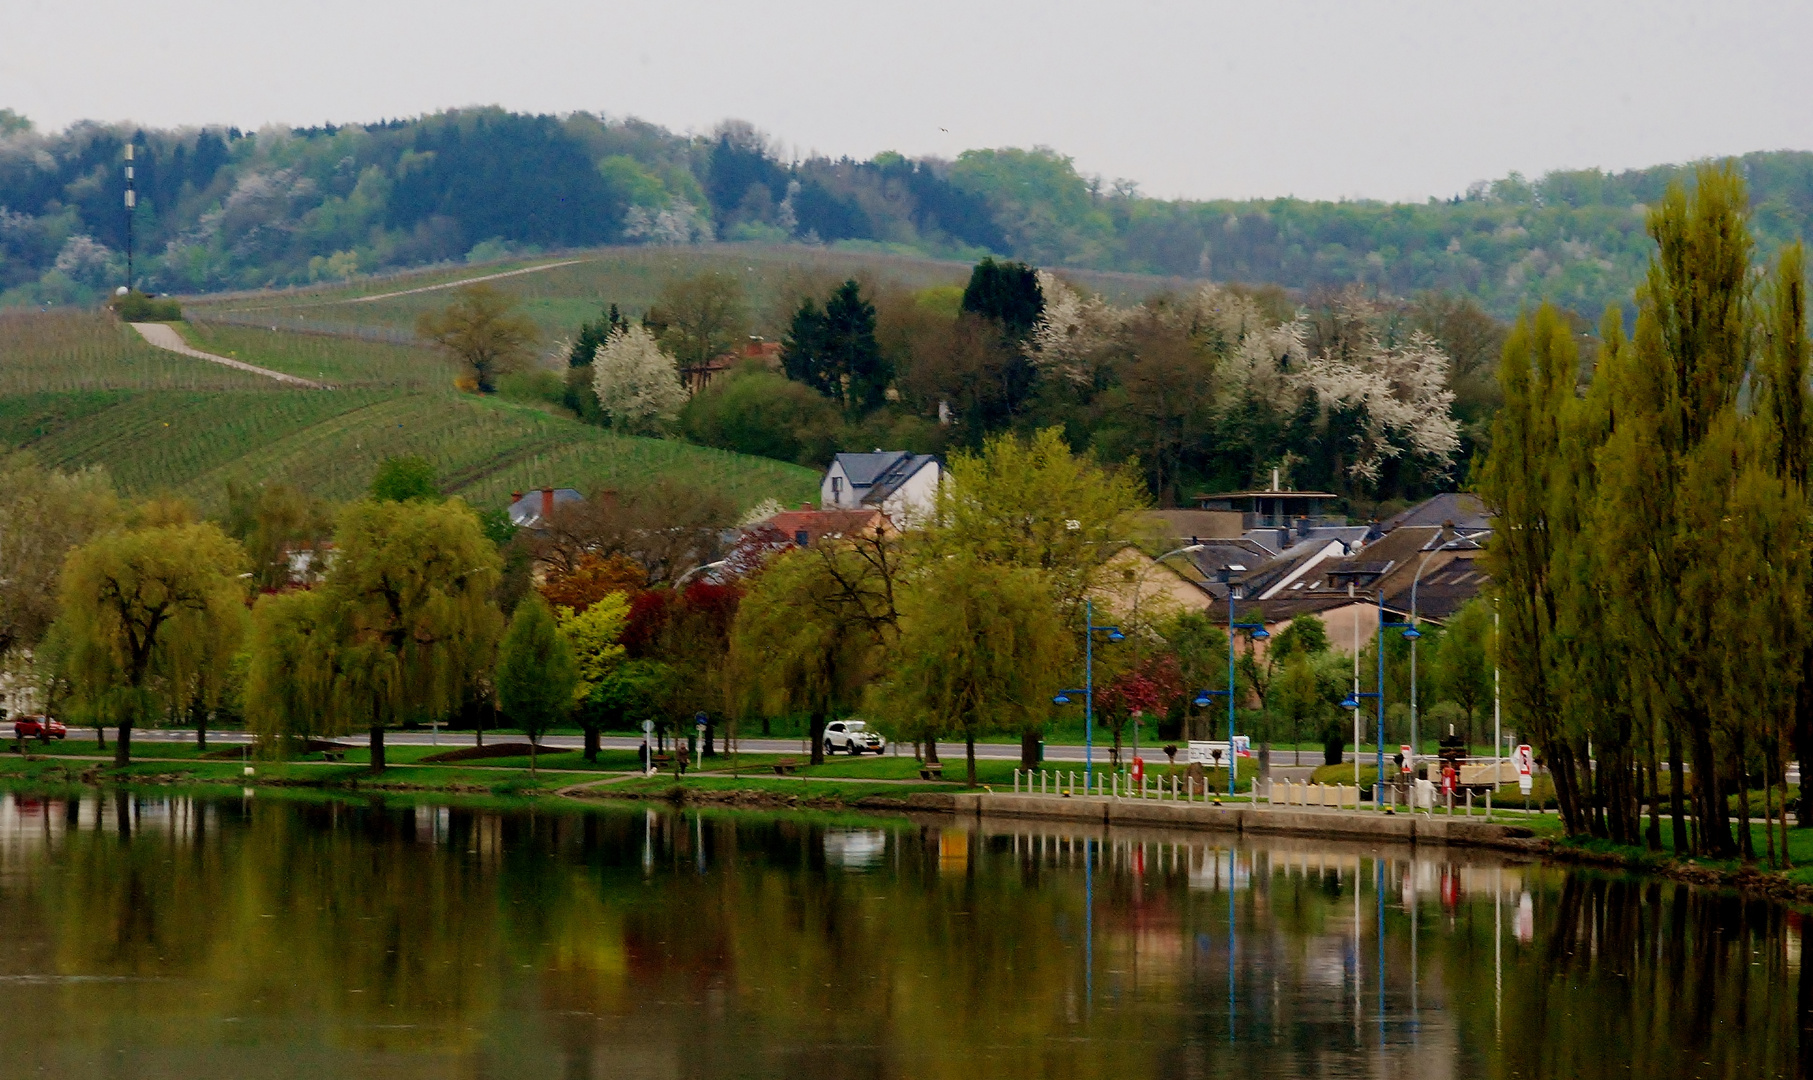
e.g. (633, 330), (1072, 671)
(831, 476), (844, 500)
(828, 723), (844, 733)
(795, 530), (810, 545)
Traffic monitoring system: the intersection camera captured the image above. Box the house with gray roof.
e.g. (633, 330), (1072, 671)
(820, 451), (941, 527)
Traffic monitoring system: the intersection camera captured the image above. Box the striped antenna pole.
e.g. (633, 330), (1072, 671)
(123, 143), (135, 291)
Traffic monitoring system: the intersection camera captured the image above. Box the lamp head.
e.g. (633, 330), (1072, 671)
(1340, 697), (1360, 710)
(1250, 627), (1270, 640)
(1053, 693), (1071, 705)
(1193, 694), (1211, 708)
(1108, 629), (1125, 643)
(1401, 626), (1422, 640)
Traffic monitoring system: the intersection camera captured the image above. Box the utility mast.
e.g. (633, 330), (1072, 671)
(123, 143), (135, 292)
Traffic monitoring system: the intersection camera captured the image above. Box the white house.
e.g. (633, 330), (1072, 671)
(820, 452), (941, 527)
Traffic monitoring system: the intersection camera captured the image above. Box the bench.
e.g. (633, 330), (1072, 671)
(771, 758), (801, 775)
(322, 749), (346, 763)
(651, 753), (673, 772)
(919, 762), (944, 781)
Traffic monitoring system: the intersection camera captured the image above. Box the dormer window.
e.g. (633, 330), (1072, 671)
(795, 530), (810, 546)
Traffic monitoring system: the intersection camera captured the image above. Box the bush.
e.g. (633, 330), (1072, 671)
(111, 290), (182, 321)
(680, 364), (845, 466)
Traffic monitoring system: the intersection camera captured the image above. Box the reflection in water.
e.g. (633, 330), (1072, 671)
(0, 791), (1800, 1078)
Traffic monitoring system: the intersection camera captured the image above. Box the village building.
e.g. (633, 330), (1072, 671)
(819, 451), (942, 527)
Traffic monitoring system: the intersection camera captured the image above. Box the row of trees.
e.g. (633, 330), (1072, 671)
(2, 434), (1503, 782)
(1481, 164), (1810, 864)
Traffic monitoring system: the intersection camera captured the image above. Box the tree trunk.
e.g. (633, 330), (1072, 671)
(1645, 736), (1664, 851)
(966, 731), (977, 788)
(113, 721), (132, 768)
(194, 702), (207, 751)
(370, 722), (386, 773)
(1687, 707), (1734, 857)
(583, 725), (600, 763)
(703, 717), (716, 757)
(96, 724), (106, 751)
(1019, 728), (1040, 770)
(809, 710), (826, 766)
(530, 738), (538, 777)
(1669, 727), (1688, 854)
(925, 738), (940, 765)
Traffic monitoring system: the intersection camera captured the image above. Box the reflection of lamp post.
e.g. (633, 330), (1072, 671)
(1340, 590), (1416, 804)
(1193, 584), (1269, 797)
(1053, 598), (1123, 784)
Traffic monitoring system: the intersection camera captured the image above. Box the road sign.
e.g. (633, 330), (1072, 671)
(642, 720), (654, 734)
(1514, 744), (1534, 794)
(1400, 744), (1413, 773)
(695, 712), (708, 730)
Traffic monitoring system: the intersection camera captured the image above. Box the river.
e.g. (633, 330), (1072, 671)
(0, 790), (1799, 1078)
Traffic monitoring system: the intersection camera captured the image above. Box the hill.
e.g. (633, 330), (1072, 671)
(4, 105), (1812, 318)
(0, 309), (820, 513)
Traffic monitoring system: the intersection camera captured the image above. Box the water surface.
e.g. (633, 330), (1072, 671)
(0, 791), (1799, 1078)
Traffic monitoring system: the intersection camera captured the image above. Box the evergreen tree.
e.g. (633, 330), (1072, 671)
(779, 280), (890, 415)
(960, 257), (1044, 417)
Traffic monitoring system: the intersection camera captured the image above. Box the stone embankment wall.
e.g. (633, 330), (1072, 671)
(941, 793), (1537, 849)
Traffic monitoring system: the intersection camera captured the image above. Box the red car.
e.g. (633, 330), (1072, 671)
(12, 716), (67, 741)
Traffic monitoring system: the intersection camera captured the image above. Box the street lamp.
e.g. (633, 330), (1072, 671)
(1195, 583), (1269, 797)
(1337, 588), (1416, 805)
(1053, 598), (1123, 784)
(1406, 532), (1473, 781)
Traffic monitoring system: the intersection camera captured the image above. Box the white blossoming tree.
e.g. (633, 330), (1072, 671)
(591, 325), (689, 435)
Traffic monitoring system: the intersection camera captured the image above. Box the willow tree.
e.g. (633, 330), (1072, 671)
(324, 498), (503, 772)
(58, 522), (248, 766)
(729, 546), (882, 765)
(870, 557), (1071, 785)
(925, 427), (1153, 767)
(244, 587), (349, 752)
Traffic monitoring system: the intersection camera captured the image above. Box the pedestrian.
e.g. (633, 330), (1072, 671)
(676, 744), (690, 776)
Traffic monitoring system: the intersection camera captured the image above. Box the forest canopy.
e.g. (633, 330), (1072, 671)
(7, 105), (1813, 319)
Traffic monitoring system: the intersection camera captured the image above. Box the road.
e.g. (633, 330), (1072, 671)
(120, 729), (1343, 779)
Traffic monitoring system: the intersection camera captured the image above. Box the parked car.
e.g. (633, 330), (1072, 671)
(823, 720), (886, 755)
(13, 715), (66, 741)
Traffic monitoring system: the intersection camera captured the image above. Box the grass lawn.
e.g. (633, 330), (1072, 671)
(603, 774), (955, 801)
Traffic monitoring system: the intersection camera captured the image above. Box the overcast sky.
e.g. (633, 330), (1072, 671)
(7, 0), (1811, 203)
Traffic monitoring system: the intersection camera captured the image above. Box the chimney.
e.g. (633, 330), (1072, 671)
(541, 488), (554, 521)
(1272, 467), (1280, 491)
(511, 491), (522, 504)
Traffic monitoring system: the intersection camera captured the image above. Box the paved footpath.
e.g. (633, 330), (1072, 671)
(130, 322), (329, 388)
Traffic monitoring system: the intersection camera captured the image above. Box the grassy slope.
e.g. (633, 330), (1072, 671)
(182, 244), (1192, 340)
(0, 310), (818, 512)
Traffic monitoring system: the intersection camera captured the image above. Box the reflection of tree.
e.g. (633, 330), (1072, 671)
(5, 795), (1802, 1076)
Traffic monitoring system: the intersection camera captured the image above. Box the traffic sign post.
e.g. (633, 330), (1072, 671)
(1514, 743), (1534, 796)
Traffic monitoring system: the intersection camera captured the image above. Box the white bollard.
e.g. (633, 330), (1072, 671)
(1070, 770), (1077, 796)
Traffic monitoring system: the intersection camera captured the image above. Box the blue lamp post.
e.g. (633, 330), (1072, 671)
(1338, 589), (1417, 805)
(1193, 584), (1269, 797)
(1053, 598), (1123, 784)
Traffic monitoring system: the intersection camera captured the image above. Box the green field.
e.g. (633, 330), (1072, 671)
(0, 308), (819, 512)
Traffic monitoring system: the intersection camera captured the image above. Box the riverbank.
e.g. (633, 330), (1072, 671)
(8, 746), (1813, 907)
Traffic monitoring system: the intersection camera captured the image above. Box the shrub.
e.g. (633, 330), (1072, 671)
(111, 290), (182, 322)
